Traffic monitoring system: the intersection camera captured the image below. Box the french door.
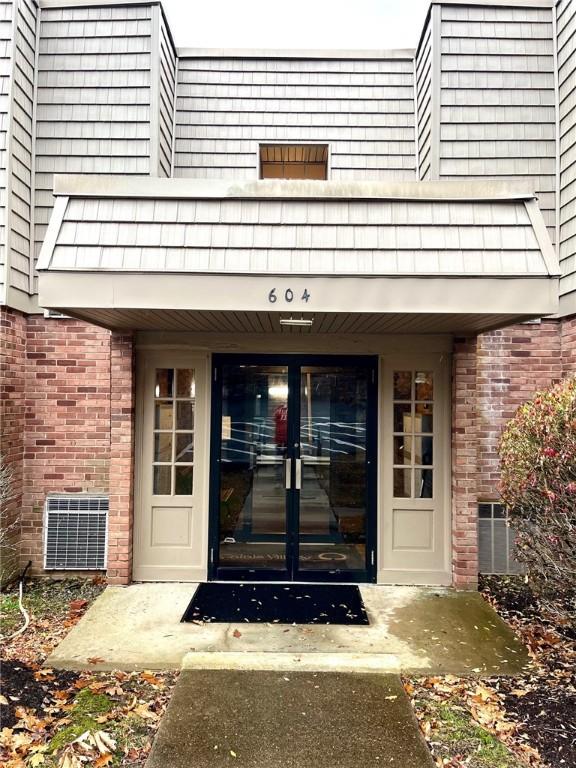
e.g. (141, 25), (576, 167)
(209, 355), (378, 582)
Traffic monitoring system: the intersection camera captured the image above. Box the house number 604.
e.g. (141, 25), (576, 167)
(268, 288), (310, 304)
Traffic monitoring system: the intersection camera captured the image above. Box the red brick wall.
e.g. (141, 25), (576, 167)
(0, 307), (27, 581)
(451, 337), (479, 588)
(476, 320), (562, 499)
(0, 310), (135, 583)
(20, 315), (113, 571)
(561, 315), (576, 375)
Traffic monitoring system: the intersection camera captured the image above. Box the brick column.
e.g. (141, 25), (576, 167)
(452, 336), (478, 589)
(107, 332), (135, 585)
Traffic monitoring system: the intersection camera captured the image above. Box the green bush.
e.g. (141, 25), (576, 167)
(499, 376), (576, 626)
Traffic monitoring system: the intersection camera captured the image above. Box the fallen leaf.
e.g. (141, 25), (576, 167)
(92, 730), (117, 754)
(232, 629), (242, 638)
(86, 657), (105, 665)
(140, 672), (161, 686)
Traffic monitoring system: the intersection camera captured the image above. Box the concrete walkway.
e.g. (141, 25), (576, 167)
(46, 583), (530, 675)
(145, 671), (434, 768)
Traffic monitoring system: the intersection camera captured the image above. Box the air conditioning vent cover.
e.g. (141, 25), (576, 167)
(44, 495), (108, 570)
(478, 502), (523, 575)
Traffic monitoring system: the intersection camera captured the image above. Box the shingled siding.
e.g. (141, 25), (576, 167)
(438, 3), (557, 245)
(174, 55), (417, 181)
(46, 196), (547, 277)
(0, 0), (12, 304)
(416, 14), (433, 180)
(34, 3), (154, 288)
(156, 9), (175, 177)
(558, 0), (576, 313)
(8, 0), (36, 301)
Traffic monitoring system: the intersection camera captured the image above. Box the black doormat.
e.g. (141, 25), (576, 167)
(181, 583), (369, 625)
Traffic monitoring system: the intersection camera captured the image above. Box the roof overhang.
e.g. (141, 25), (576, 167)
(37, 177), (561, 335)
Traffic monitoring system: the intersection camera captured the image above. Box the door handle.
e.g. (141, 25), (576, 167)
(285, 458), (292, 490)
(295, 458), (302, 490)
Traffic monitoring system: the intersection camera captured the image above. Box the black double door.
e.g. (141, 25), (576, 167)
(209, 355), (377, 582)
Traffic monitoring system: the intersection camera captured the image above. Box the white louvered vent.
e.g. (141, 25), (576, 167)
(44, 495), (108, 570)
(478, 502), (523, 575)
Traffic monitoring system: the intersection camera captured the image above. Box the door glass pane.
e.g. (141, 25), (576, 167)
(176, 401), (194, 430)
(415, 403), (433, 433)
(414, 436), (433, 465)
(393, 371), (412, 400)
(155, 401), (173, 430)
(298, 366), (368, 572)
(154, 433), (172, 462)
(393, 468), (411, 498)
(415, 468), (433, 499)
(415, 371), (433, 401)
(175, 433), (194, 463)
(393, 436), (412, 464)
(175, 466), (194, 495)
(394, 403), (411, 433)
(176, 369), (195, 398)
(153, 465), (171, 495)
(218, 365), (288, 570)
(155, 369), (173, 398)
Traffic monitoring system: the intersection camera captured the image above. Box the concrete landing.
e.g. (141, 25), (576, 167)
(145, 671), (434, 768)
(45, 583), (530, 675)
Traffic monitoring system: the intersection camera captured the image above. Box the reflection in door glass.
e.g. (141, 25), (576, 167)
(218, 366), (288, 570)
(299, 367), (368, 572)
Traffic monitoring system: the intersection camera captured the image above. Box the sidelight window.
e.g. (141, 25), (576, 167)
(152, 368), (195, 495)
(392, 370), (434, 499)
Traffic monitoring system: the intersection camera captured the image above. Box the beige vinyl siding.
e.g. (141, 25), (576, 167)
(157, 11), (175, 177)
(34, 3), (154, 288)
(558, 0), (576, 313)
(8, 0), (35, 298)
(0, 0), (12, 303)
(438, 4), (557, 245)
(416, 15), (433, 180)
(174, 56), (417, 181)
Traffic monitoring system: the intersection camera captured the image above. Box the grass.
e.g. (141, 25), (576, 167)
(0, 578), (105, 635)
(48, 688), (114, 752)
(419, 698), (524, 768)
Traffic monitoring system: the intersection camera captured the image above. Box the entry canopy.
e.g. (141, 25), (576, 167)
(37, 177), (560, 334)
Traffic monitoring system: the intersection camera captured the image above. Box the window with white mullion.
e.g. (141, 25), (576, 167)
(392, 370), (434, 499)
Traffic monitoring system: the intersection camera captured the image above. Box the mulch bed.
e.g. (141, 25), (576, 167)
(480, 576), (576, 767)
(0, 659), (78, 728)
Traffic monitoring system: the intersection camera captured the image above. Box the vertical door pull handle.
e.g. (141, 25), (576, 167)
(285, 458), (292, 490)
(295, 458), (302, 490)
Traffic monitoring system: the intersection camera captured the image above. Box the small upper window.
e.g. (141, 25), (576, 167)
(260, 144), (328, 180)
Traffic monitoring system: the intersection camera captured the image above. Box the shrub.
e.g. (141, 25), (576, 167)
(499, 376), (576, 626)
